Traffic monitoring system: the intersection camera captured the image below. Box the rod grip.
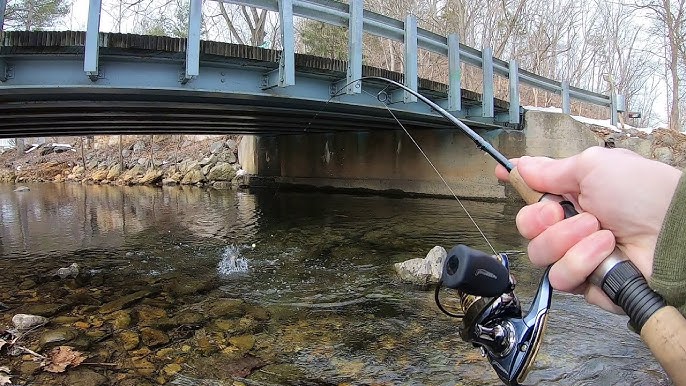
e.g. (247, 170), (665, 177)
(640, 306), (686, 386)
(509, 167), (544, 204)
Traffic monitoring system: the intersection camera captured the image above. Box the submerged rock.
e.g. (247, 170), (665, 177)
(140, 327), (169, 347)
(21, 303), (65, 317)
(394, 245), (447, 286)
(137, 306), (168, 326)
(118, 331), (140, 351)
(207, 298), (246, 318)
(64, 369), (109, 386)
(12, 314), (49, 330)
(39, 327), (78, 347)
(98, 288), (156, 314)
(172, 310), (206, 326)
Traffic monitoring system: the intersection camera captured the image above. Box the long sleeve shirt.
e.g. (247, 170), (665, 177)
(651, 172), (686, 317)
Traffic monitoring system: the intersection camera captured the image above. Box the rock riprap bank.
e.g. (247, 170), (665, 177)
(0, 135), (246, 189)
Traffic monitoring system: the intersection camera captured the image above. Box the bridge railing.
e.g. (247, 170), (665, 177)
(0, 0), (623, 126)
(212, 0), (623, 125)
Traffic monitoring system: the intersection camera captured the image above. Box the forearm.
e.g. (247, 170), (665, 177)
(651, 172), (686, 317)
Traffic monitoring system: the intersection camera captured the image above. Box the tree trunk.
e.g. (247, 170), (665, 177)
(119, 135), (123, 170)
(149, 135), (155, 169)
(80, 137), (87, 171)
(15, 138), (24, 153)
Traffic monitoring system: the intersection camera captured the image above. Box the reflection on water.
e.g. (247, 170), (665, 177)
(0, 183), (669, 385)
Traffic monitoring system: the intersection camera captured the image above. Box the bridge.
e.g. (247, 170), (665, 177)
(0, 0), (622, 140)
(0, 0), (625, 198)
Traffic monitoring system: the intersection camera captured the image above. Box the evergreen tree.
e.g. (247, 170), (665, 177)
(298, 20), (348, 60)
(4, 0), (71, 31)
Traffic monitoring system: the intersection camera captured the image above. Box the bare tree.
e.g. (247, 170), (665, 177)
(636, 0), (686, 130)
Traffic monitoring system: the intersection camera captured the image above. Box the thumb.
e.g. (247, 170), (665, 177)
(515, 155), (584, 196)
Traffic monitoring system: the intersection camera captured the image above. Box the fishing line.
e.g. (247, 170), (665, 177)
(307, 77), (499, 256)
(360, 88), (498, 256)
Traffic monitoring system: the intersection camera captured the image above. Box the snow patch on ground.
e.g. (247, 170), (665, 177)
(522, 105), (660, 135)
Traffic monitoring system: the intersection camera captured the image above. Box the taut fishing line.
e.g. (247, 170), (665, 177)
(309, 77), (499, 256)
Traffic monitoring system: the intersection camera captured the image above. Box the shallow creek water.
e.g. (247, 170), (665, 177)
(0, 183), (669, 385)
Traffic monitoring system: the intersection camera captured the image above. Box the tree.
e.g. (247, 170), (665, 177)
(217, 3), (269, 46)
(636, 0), (686, 130)
(133, 0), (190, 38)
(297, 21), (347, 60)
(3, 0), (71, 31)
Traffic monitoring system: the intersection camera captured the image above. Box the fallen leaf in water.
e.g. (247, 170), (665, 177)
(43, 346), (86, 373)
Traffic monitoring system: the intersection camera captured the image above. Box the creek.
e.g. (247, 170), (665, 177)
(0, 183), (668, 385)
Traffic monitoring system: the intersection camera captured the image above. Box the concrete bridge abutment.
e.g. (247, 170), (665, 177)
(238, 110), (609, 199)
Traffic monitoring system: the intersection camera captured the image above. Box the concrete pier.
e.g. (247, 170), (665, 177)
(239, 110), (609, 199)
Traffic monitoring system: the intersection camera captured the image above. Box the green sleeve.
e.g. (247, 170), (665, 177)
(651, 172), (686, 317)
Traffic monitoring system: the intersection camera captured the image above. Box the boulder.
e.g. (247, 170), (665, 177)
(181, 169), (204, 185)
(90, 169), (109, 182)
(132, 140), (146, 152)
(226, 139), (238, 150)
(138, 169), (163, 185)
(207, 162), (236, 181)
(106, 164), (121, 180)
(210, 141), (225, 154)
(394, 246), (447, 286)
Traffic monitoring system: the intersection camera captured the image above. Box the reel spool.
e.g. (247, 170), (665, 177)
(436, 245), (552, 386)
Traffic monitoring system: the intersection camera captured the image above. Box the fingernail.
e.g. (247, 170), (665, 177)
(538, 203), (562, 226)
(569, 212), (599, 230)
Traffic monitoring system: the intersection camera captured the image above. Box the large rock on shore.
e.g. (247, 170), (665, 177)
(181, 169), (204, 184)
(207, 162), (236, 181)
(394, 246), (447, 286)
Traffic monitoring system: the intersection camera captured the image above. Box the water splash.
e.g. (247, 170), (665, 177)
(217, 245), (249, 275)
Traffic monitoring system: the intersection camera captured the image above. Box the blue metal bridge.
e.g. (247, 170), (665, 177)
(0, 0), (621, 138)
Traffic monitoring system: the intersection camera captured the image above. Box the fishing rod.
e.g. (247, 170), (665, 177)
(351, 76), (686, 385)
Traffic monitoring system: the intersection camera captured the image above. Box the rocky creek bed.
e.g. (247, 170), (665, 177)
(0, 263), (292, 386)
(0, 252), (387, 386)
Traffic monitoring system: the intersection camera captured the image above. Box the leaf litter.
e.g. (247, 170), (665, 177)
(42, 346), (86, 373)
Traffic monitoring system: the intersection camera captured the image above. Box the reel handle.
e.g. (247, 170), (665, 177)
(441, 244), (511, 297)
(509, 167), (686, 386)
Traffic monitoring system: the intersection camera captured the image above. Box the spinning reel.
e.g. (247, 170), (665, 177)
(435, 245), (552, 386)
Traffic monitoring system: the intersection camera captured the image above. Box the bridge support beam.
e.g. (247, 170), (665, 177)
(182, 0), (202, 83)
(561, 81), (570, 114)
(447, 34), (461, 112)
(278, 0), (295, 87)
(346, 0), (363, 94)
(84, 0), (102, 81)
(509, 60), (520, 124)
(403, 15), (417, 104)
(482, 47), (494, 118)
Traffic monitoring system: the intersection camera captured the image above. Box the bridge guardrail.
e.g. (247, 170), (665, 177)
(214, 0), (621, 125)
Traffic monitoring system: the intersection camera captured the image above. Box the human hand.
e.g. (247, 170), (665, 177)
(495, 147), (682, 312)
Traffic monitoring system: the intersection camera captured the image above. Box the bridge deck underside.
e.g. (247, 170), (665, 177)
(0, 32), (512, 138)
